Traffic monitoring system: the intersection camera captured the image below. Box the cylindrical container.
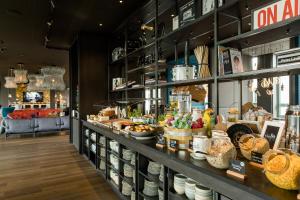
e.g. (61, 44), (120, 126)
(285, 105), (300, 153)
(193, 136), (211, 160)
(172, 65), (194, 81)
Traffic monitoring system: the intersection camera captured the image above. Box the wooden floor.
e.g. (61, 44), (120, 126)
(0, 134), (119, 200)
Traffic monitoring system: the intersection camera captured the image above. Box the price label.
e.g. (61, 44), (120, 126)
(251, 152), (263, 164)
(229, 160), (246, 175)
(169, 139), (179, 151)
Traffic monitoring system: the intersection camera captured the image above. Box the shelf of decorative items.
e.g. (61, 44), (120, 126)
(84, 0), (300, 200)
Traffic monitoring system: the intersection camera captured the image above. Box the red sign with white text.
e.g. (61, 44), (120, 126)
(253, 0), (300, 30)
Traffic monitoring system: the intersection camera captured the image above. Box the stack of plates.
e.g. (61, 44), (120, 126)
(185, 179), (197, 200)
(100, 160), (106, 170)
(174, 174), (187, 195)
(100, 147), (106, 157)
(195, 185), (212, 200)
(85, 129), (89, 137)
(133, 169), (136, 184)
(159, 165), (164, 182)
(158, 188), (164, 200)
(109, 140), (119, 153)
(100, 136), (106, 146)
(131, 154), (136, 166)
(124, 164), (133, 178)
(143, 180), (158, 197)
(110, 170), (119, 186)
(147, 161), (161, 175)
(122, 181), (132, 196)
(90, 132), (96, 142)
(91, 144), (96, 153)
(131, 191), (135, 200)
(110, 154), (119, 170)
(123, 149), (133, 161)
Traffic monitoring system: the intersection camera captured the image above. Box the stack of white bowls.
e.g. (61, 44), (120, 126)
(131, 153), (136, 166)
(85, 129), (89, 137)
(133, 169), (136, 184)
(110, 170), (119, 186)
(158, 188), (164, 200)
(110, 154), (119, 170)
(100, 136), (106, 146)
(109, 140), (119, 153)
(147, 161), (161, 175)
(143, 180), (158, 197)
(123, 149), (133, 161)
(174, 174), (187, 195)
(159, 165), (164, 182)
(124, 164), (133, 178)
(91, 143), (96, 153)
(185, 179), (197, 200)
(122, 181), (132, 196)
(195, 185), (212, 200)
(131, 191), (135, 200)
(100, 147), (106, 157)
(85, 139), (89, 147)
(100, 160), (106, 170)
(90, 132), (96, 142)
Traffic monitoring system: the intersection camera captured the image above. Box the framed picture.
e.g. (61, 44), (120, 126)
(179, 0), (195, 26)
(202, 0), (224, 15)
(229, 49), (244, 73)
(260, 121), (285, 150)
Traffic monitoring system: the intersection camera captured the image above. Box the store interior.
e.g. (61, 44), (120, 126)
(2, 0), (300, 200)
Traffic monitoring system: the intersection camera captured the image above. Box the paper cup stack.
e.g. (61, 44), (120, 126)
(100, 136), (106, 146)
(100, 160), (105, 170)
(158, 188), (164, 200)
(110, 154), (119, 170)
(174, 174), (187, 195)
(100, 147), (106, 157)
(123, 149), (133, 161)
(124, 164), (133, 178)
(122, 181), (132, 196)
(147, 161), (161, 175)
(159, 165), (164, 182)
(195, 185), (212, 200)
(143, 180), (158, 197)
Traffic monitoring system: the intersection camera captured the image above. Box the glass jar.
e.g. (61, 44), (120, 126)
(205, 137), (236, 169)
(263, 148), (300, 190)
(285, 105), (300, 153)
(239, 134), (270, 160)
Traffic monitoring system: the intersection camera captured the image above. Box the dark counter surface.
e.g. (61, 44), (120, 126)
(82, 120), (298, 200)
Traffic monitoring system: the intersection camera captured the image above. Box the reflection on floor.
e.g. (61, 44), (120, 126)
(0, 134), (118, 200)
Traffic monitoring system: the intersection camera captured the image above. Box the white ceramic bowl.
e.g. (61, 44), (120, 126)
(185, 179), (197, 200)
(158, 188), (164, 200)
(148, 161), (161, 175)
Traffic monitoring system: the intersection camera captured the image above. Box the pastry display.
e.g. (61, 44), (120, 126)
(239, 134), (270, 160)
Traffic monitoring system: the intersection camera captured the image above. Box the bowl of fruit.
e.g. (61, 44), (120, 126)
(126, 125), (155, 137)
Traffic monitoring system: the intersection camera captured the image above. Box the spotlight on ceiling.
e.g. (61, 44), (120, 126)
(50, 0), (55, 9)
(119, 0), (123, 4)
(99, 23), (103, 27)
(47, 19), (53, 27)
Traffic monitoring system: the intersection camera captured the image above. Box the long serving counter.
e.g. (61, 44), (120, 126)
(81, 120), (298, 200)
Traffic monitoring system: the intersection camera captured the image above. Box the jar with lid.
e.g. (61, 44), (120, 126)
(205, 137), (236, 169)
(239, 134), (270, 160)
(263, 148), (300, 190)
(285, 105), (300, 153)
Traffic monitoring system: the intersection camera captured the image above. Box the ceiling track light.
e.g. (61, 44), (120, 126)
(50, 0), (55, 9)
(119, 0), (123, 4)
(47, 19), (53, 27)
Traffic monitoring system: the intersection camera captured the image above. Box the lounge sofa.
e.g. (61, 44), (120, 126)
(3, 116), (70, 139)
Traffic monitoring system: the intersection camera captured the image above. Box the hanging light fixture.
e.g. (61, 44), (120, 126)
(4, 68), (17, 89)
(35, 74), (45, 88)
(14, 63), (28, 84)
(41, 66), (66, 91)
(27, 75), (38, 91)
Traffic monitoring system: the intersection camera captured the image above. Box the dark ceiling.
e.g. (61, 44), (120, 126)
(47, 0), (147, 49)
(0, 0), (146, 75)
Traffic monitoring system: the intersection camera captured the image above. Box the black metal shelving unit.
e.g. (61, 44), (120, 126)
(108, 0), (300, 115)
(82, 121), (298, 200)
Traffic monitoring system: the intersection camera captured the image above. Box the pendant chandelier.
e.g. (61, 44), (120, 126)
(41, 66), (66, 91)
(14, 63), (28, 84)
(4, 68), (17, 89)
(27, 75), (38, 91)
